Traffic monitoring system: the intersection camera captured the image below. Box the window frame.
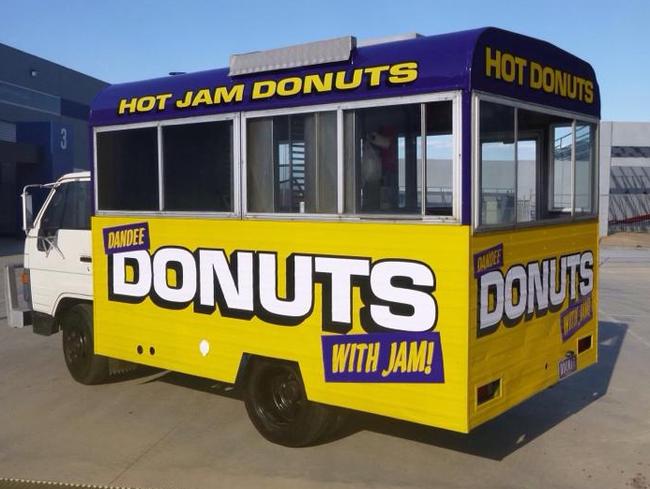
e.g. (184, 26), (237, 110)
(477, 102), (517, 227)
(573, 121), (599, 216)
(472, 91), (599, 233)
(94, 112), (241, 217)
(242, 104), (340, 218)
(547, 121), (576, 215)
(516, 130), (543, 223)
(93, 92), (462, 223)
(241, 91), (462, 223)
(60, 179), (92, 231)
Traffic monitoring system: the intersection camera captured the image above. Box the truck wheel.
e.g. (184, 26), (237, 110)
(61, 304), (109, 385)
(244, 358), (334, 447)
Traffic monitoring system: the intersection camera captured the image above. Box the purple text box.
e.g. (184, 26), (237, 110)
(103, 222), (150, 255)
(322, 331), (444, 383)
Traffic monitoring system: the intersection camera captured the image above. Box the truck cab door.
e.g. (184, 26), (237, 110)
(25, 179), (92, 316)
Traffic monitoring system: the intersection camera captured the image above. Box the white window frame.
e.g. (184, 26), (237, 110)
(573, 121), (599, 216)
(241, 91), (462, 223)
(472, 91), (599, 232)
(548, 121), (576, 215)
(93, 92), (462, 224)
(93, 112), (241, 217)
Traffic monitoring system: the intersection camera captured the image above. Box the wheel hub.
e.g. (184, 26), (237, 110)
(65, 325), (88, 366)
(264, 370), (303, 422)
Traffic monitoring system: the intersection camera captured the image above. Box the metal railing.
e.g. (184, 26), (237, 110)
(609, 194), (650, 233)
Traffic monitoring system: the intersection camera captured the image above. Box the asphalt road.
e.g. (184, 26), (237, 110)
(0, 242), (648, 489)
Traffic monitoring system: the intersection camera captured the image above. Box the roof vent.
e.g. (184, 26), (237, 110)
(229, 36), (356, 76)
(357, 33), (424, 47)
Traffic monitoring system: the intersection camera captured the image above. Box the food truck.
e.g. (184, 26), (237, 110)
(22, 27), (599, 446)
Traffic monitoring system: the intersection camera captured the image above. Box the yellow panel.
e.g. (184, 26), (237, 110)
(93, 217), (472, 432)
(468, 221), (598, 428)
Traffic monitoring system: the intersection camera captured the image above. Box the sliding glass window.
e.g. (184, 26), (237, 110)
(96, 127), (159, 211)
(247, 111), (337, 214)
(163, 120), (233, 212)
(479, 102), (515, 226)
(344, 100), (454, 216)
(96, 119), (234, 214)
(476, 97), (598, 228)
(574, 123), (597, 215)
(425, 101), (454, 216)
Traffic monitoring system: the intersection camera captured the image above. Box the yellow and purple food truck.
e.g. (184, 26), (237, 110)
(30, 27), (600, 446)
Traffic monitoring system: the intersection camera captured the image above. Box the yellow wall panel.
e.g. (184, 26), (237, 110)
(93, 217), (472, 432)
(92, 216), (598, 432)
(469, 221), (598, 428)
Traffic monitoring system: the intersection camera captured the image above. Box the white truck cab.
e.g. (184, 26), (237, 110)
(23, 171), (93, 336)
(22, 171), (112, 384)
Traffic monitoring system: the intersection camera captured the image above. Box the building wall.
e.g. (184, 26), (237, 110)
(599, 121), (650, 236)
(0, 43), (108, 235)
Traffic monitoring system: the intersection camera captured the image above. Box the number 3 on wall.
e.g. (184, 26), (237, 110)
(60, 128), (68, 150)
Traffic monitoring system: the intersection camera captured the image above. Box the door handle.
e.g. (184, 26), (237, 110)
(79, 256), (92, 263)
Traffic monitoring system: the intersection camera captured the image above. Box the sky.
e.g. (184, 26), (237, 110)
(1, 0), (648, 121)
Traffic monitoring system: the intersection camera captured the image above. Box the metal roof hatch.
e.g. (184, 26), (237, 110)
(228, 36), (356, 76)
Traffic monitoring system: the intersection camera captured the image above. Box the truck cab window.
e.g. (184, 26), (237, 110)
(40, 185), (67, 233)
(61, 181), (91, 230)
(40, 181), (91, 232)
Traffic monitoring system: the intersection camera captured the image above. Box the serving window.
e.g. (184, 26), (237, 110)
(96, 93), (460, 221)
(163, 121), (233, 212)
(343, 101), (454, 216)
(246, 111), (337, 214)
(96, 117), (235, 214)
(245, 96), (458, 219)
(344, 103), (422, 214)
(476, 96), (598, 229)
(96, 127), (159, 211)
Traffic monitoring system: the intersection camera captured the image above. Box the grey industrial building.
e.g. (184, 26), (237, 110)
(599, 122), (650, 236)
(0, 43), (107, 235)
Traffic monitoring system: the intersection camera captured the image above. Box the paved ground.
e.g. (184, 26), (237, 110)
(0, 236), (649, 489)
(600, 232), (650, 249)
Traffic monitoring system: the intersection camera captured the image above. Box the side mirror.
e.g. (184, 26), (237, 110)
(21, 190), (34, 234)
(22, 182), (55, 236)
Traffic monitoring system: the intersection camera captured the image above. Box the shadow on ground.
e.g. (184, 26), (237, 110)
(136, 320), (625, 460)
(343, 320), (626, 459)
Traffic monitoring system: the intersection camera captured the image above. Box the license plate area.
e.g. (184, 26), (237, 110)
(559, 353), (577, 379)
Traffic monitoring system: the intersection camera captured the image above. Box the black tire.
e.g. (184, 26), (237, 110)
(61, 303), (109, 385)
(243, 358), (335, 447)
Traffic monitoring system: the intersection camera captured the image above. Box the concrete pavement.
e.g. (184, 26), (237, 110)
(0, 239), (648, 489)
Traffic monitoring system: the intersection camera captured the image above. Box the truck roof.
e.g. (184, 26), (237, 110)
(89, 27), (600, 127)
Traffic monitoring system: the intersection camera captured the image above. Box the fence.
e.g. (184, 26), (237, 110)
(608, 194), (650, 233)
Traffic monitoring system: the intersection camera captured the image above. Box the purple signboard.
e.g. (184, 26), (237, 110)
(102, 222), (150, 255)
(89, 27), (599, 128)
(473, 243), (504, 277)
(322, 331), (444, 383)
(560, 293), (593, 341)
